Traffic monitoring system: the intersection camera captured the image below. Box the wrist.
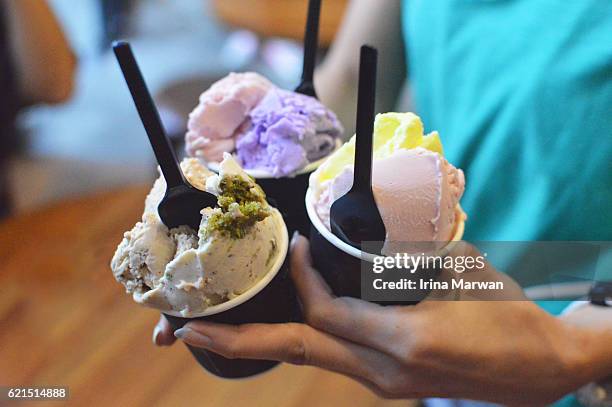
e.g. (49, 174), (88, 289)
(585, 326), (612, 380)
(575, 324), (612, 407)
(561, 306), (612, 384)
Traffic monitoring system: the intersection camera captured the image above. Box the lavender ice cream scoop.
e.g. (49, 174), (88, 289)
(236, 89), (343, 177)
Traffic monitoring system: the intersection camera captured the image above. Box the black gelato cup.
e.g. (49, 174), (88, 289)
(305, 188), (466, 304)
(207, 142), (340, 236)
(163, 213), (300, 379)
(256, 171), (312, 236)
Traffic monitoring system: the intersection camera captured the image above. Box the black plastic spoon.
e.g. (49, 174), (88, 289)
(295, 0), (321, 98)
(113, 41), (217, 231)
(330, 45), (386, 254)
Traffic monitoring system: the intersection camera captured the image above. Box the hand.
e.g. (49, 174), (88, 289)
(154, 235), (607, 406)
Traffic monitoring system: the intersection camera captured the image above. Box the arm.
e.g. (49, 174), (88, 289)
(5, 0), (76, 105)
(158, 237), (612, 406)
(561, 303), (612, 375)
(316, 0), (406, 136)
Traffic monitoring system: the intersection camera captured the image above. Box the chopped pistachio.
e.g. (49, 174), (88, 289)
(205, 175), (271, 239)
(218, 176), (265, 206)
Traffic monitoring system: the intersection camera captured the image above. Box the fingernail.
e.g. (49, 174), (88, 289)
(174, 327), (213, 346)
(152, 324), (162, 345)
(174, 327), (191, 339)
(291, 231), (301, 247)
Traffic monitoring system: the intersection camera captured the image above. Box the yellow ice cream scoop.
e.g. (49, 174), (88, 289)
(313, 112), (444, 183)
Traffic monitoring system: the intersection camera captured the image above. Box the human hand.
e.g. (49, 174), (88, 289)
(154, 235), (607, 406)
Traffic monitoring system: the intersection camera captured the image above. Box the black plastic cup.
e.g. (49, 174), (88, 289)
(256, 171), (312, 236)
(207, 143), (340, 236)
(305, 188), (466, 304)
(163, 211), (300, 379)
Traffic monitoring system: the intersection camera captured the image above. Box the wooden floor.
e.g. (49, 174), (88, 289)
(0, 187), (412, 407)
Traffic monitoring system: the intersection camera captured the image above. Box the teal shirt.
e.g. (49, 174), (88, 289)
(402, 1), (612, 405)
(402, 0), (612, 242)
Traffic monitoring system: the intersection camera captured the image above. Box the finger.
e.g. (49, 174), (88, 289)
(289, 234), (400, 335)
(289, 233), (418, 358)
(308, 296), (419, 359)
(175, 321), (402, 385)
(439, 241), (527, 300)
(289, 233), (333, 307)
(345, 373), (399, 400)
(426, 241), (477, 301)
(152, 315), (176, 346)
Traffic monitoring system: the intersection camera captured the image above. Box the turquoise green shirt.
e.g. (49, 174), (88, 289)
(402, 1), (612, 405)
(403, 0), (612, 242)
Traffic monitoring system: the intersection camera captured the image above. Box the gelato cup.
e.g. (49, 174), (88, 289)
(306, 188), (466, 304)
(111, 156), (301, 379)
(208, 139), (342, 236)
(163, 210), (300, 378)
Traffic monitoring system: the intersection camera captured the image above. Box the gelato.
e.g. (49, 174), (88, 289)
(185, 73), (273, 162)
(111, 154), (286, 316)
(310, 112), (465, 252)
(185, 72), (343, 177)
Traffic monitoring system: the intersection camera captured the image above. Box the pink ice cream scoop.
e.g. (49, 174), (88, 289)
(185, 72), (273, 162)
(313, 147), (465, 251)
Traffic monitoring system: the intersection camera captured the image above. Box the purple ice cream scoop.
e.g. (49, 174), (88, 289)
(236, 89), (343, 177)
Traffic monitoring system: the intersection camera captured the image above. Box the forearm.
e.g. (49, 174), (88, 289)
(6, 0), (76, 104)
(561, 305), (612, 384)
(316, 0), (405, 136)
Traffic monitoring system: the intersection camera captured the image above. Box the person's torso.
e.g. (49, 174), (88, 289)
(403, 0), (612, 242)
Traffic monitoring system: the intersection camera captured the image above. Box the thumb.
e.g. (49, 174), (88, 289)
(434, 241), (527, 301)
(152, 315), (177, 346)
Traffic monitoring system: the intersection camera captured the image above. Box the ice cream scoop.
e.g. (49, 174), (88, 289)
(235, 88), (342, 176)
(185, 72), (274, 162)
(111, 155), (286, 316)
(310, 112), (466, 255)
(185, 72), (343, 177)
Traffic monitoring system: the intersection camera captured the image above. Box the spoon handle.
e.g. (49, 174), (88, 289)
(353, 45), (378, 192)
(113, 41), (185, 188)
(295, 0), (321, 98)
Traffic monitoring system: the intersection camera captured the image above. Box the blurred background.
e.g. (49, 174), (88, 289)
(0, 2), (413, 406)
(4, 0), (353, 214)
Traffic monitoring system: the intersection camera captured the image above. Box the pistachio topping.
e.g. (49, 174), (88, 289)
(205, 175), (271, 239)
(219, 175), (266, 208)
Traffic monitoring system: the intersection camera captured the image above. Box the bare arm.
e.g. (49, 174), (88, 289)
(316, 0), (405, 136)
(5, 0), (76, 105)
